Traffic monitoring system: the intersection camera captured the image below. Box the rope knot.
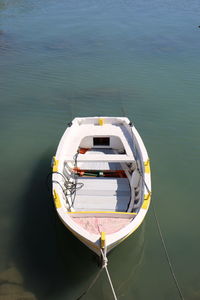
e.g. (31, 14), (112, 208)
(102, 256), (108, 268)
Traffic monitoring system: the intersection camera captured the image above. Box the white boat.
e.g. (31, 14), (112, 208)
(52, 117), (151, 256)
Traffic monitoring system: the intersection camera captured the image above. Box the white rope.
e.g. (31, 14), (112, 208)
(105, 267), (118, 300)
(100, 249), (118, 300)
(76, 248), (118, 300)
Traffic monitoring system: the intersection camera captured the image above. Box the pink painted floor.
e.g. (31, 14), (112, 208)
(71, 217), (132, 234)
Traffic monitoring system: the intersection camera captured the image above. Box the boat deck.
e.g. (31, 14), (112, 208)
(74, 177), (131, 212)
(72, 216), (132, 234)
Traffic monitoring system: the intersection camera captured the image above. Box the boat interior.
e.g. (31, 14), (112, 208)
(59, 134), (142, 235)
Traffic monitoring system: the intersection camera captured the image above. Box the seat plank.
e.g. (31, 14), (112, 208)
(65, 154), (135, 163)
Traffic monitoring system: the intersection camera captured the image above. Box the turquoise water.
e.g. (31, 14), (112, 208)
(1, 0), (200, 299)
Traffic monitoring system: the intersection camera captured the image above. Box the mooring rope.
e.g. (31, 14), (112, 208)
(136, 164), (184, 299)
(76, 249), (118, 300)
(100, 249), (118, 300)
(76, 268), (104, 300)
(127, 119), (184, 299)
(152, 203), (185, 300)
(137, 167), (184, 299)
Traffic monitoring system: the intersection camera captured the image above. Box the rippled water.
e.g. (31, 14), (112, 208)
(1, 1), (200, 299)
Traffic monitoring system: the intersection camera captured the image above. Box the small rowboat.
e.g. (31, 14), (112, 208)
(52, 117), (151, 256)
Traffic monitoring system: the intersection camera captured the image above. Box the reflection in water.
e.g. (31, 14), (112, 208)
(0, 266), (37, 300)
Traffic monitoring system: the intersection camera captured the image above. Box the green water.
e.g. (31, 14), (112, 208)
(1, 1), (200, 299)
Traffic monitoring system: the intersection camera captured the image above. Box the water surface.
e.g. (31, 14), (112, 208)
(1, 1), (200, 299)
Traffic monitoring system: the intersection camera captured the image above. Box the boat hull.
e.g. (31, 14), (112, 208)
(58, 210), (148, 256)
(52, 117), (151, 255)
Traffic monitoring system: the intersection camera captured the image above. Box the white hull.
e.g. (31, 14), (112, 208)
(52, 117), (151, 255)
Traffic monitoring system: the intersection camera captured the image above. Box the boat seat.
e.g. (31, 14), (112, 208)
(65, 154), (135, 163)
(70, 148), (123, 170)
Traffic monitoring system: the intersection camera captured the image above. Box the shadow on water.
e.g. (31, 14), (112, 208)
(11, 152), (98, 300)
(10, 151), (147, 300)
